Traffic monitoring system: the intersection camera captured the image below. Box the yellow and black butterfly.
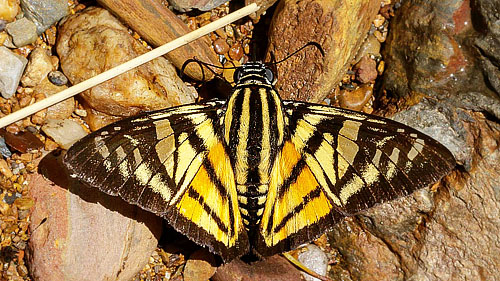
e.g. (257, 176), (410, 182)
(63, 61), (455, 262)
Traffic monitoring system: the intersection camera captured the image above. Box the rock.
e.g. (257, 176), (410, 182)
(354, 56), (377, 83)
(5, 17), (38, 47)
(41, 119), (87, 149)
(213, 38), (230, 55)
(0, 46), (27, 98)
(381, 0), (495, 99)
(56, 7), (197, 130)
(96, 0), (219, 81)
(183, 249), (217, 281)
(354, 34), (381, 64)
(298, 245), (328, 281)
(47, 70), (68, 86)
(266, 0), (381, 102)
(229, 43), (244, 61)
(20, 0), (69, 34)
(391, 98), (469, 169)
(0, 158), (12, 178)
(28, 154), (163, 281)
(328, 216), (404, 280)
(338, 84), (373, 111)
(168, 0), (228, 12)
(0, 0), (20, 22)
(212, 255), (303, 281)
(473, 0), (500, 95)
(245, 0), (279, 20)
(0, 137), (11, 157)
(33, 77), (74, 121)
(409, 116), (500, 280)
(0, 129), (44, 153)
(20, 47), (53, 87)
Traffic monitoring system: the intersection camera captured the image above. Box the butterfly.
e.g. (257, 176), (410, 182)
(63, 61), (455, 262)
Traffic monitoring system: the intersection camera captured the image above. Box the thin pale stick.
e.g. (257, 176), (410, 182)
(0, 3), (259, 128)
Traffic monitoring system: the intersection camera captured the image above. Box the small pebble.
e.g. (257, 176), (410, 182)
(3, 192), (21, 204)
(373, 14), (386, 28)
(229, 43), (244, 61)
(0, 19), (6, 31)
(0, 137), (12, 158)
(0, 158), (13, 177)
(17, 264), (28, 277)
(355, 56), (378, 83)
(225, 25), (234, 38)
(48, 70), (68, 85)
(74, 108), (87, 117)
(298, 245), (328, 281)
(339, 84), (373, 111)
(3, 130), (44, 153)
(11, 162), (25, 175)
(41, 119), (87, 149)
(25, 126), (38, 134)
(14, 197), (34, 210)
(213, 38), (229, 55)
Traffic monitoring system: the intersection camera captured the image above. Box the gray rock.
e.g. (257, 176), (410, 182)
(0, 46), (28, 98)
(20, 0), (69, 34)
(0, 137), (12, 158)
(169, 0), (229, 12)
(48, 70), (68, 86)
(298, 244), (328, 281)
(0, 19), (6, 31)
(5, 17), (38, 47)
(392, 98), (470, 169)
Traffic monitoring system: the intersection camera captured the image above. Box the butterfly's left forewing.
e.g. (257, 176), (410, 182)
(63, 100), (248, 261)
(255, 101), (455, 257)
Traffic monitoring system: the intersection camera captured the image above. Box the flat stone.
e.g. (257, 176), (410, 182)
(41, 119), (86, 149)
(28, 155), (163, 281)
(20, 0), (69, 34)
(0, 46), (27, 98)
(21, 47), (53, 87)
(5, 17), (38, 47)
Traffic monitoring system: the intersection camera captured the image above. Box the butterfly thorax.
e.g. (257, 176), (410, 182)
(222, 63), (286, 230)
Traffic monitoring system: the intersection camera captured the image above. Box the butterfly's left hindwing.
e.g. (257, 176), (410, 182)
(254, 101), (455, 257)
(63, 100), (249, 261)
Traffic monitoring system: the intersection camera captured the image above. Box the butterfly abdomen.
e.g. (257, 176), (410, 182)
(223, 78), (286, 229)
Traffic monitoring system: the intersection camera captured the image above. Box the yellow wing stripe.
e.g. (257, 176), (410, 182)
(262, 140), (334, 246)
(175, 137), (241, 247)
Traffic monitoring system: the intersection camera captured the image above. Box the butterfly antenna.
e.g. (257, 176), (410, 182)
(269, 42), (325, 66)
(181, 58), (243, 82)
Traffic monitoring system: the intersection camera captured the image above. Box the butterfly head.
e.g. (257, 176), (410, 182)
(233, 62), (275, 86)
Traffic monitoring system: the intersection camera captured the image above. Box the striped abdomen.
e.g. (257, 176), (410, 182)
(223, 84), (286, 229)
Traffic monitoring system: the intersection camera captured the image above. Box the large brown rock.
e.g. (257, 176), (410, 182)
(56, 7), (197, 131)
(266, 0), (380, 102)
(324, 0), (500, 279)
(27, 154), (163, 281)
